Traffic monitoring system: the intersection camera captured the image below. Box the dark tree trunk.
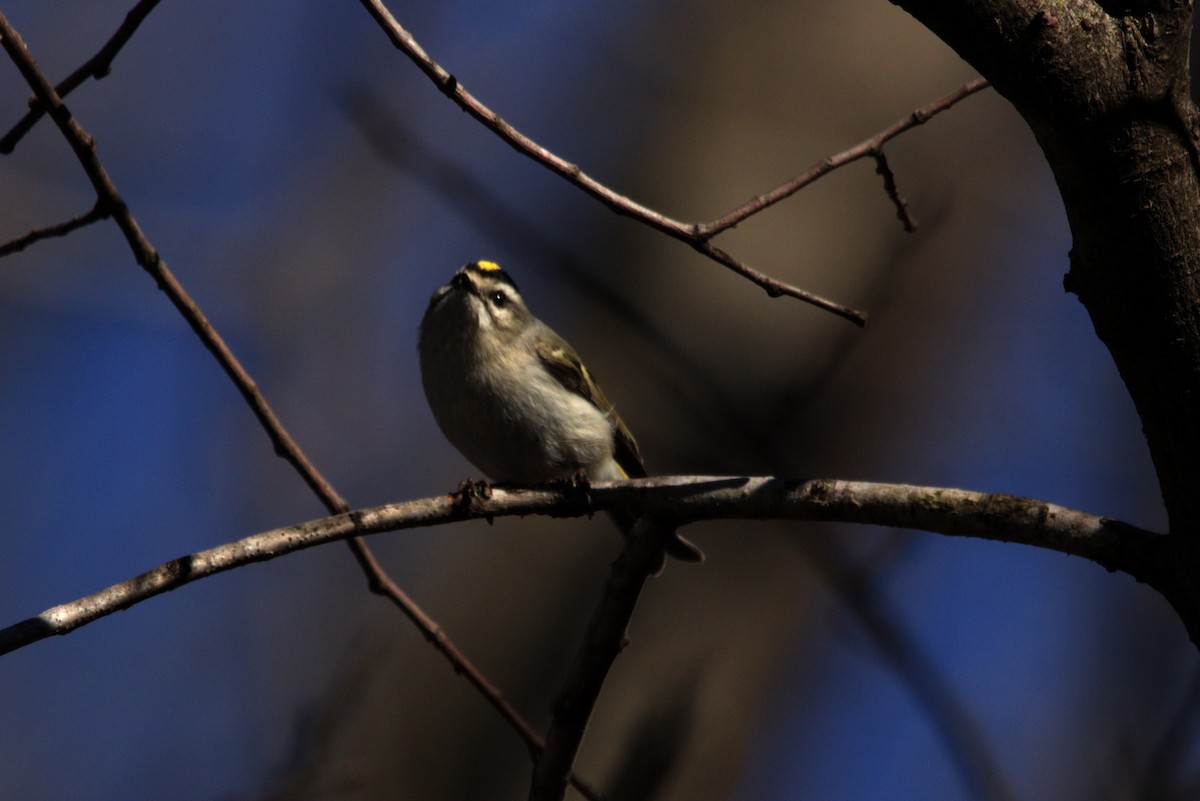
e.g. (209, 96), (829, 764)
(893, 0), (1200, 644)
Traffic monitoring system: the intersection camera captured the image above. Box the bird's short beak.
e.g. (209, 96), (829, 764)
(451, 269), (477, 295)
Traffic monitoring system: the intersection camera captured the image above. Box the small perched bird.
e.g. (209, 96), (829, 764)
(418, 260), (704, 568)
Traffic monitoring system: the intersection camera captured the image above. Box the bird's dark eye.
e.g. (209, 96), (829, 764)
(489, 290), (508, 307)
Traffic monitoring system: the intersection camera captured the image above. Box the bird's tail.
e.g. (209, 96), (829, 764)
(606, 507), (705, 575)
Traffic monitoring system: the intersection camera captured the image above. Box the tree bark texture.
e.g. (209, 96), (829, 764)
(893, 0), (1200, 642)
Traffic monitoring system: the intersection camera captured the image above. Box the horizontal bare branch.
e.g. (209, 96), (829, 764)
(0, 476), (1157, 658)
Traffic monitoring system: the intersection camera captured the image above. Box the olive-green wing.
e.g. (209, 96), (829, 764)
(534, 338), (646, 478)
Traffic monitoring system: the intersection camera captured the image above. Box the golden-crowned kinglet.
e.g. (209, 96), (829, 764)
(418, 260), (703, 568)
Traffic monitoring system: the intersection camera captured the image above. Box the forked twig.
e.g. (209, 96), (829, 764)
(0, 0), (163, 154)
(697, 78), (991, 236)
(356, 0), (870, 326)
(356, 0), (991, 329)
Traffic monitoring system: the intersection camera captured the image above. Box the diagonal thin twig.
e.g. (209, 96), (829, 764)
(0, 11), (342, 507)
(356, 0), (869, 326)
(0, 13), (603, 799)
(0, 199), (110, 257)
(529, 519), (666, 801)
(0, 0), (163, 154)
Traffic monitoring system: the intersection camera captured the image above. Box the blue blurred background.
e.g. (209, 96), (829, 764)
(0, 1), (1195, 800)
